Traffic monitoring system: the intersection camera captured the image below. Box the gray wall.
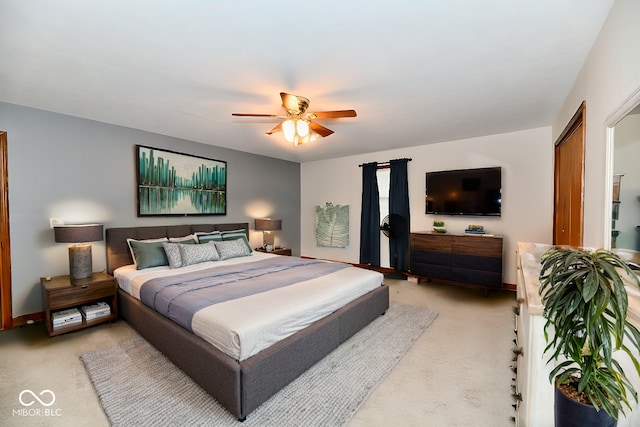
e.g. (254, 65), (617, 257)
(0, 102), (301, 317)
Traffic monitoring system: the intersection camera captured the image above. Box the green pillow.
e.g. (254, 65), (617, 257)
(127, 238), (169, 269)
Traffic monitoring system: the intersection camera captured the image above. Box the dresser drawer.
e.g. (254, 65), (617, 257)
(452, 235), (502, 257)
(451, 253), (502, 273)
(411, 250), (451, 266)
(47, 279), (115, 309)
(411, 233), (452, 252)
(451, 268), (502, 288)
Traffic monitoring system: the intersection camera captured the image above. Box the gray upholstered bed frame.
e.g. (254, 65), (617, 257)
(105, 223), (389, 421)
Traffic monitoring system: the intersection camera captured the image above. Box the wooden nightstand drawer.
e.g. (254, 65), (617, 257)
(47, 280), (115, 309)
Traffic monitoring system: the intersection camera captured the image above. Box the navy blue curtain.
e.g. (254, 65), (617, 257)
(359, 162), (380, 266)
(389, 159), (410, 272)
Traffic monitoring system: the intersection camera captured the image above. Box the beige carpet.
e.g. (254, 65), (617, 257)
(80, 303), (438, 426)
(0, 279), (516, 426)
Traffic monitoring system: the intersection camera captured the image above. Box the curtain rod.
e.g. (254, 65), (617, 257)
(358, 158), (412, 167)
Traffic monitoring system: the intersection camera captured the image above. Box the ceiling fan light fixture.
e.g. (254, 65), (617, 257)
(234, 92), (356, 146)
(282, 119), (296, 142)
(282, 118), (312, 146)
(294, 130), (319, 146)
(296, 119), (309, 137)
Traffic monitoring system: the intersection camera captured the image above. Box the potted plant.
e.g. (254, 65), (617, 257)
(539, 247), (640, 426)
(432, 220), (446, 233)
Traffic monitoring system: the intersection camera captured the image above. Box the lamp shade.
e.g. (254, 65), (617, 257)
(54, 224), (104, 243)
(254, 219), (282, 231)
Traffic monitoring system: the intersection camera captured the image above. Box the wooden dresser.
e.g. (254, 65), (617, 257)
(409, 231), (503, 290)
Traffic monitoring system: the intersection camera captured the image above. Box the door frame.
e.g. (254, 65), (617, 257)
(604, 86), (640, 249)
(0, 131), (11, 330)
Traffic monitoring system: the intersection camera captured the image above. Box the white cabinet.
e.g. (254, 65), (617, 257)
(515, 245), (554, 426)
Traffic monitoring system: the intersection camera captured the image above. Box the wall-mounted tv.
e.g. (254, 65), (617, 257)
(425, 167), (502, 216)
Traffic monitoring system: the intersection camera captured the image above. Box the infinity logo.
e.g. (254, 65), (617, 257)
(18, 390), (56, 407)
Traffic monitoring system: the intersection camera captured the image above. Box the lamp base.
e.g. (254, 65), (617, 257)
(262, 231), (275, 250)
(69, 244), (93, 280)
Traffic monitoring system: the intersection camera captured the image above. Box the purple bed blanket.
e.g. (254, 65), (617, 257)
(139, 257), (351, 331)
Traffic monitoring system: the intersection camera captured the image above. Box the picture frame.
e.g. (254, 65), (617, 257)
(136, 145), (227, 216)
(315, 202), (349, 248)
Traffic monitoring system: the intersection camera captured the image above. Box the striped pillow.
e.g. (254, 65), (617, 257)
(195, 231), (222, 243)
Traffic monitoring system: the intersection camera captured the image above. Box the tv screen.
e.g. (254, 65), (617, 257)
(425, 167), (501, 216)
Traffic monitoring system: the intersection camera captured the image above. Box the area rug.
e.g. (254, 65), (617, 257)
(81, 302), (438, 427)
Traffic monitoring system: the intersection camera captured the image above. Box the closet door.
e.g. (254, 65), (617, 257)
(553, 102), (585, 247)
(0, 131), (11, 330)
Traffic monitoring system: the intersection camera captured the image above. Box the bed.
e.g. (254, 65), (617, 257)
(105, 223), (389, 421)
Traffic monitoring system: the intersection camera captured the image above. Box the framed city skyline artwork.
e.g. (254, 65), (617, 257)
(136, 145), (227, 216)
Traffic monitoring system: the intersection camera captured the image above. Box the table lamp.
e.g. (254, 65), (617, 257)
(54, 224), (104, 280)
(254, 218), (282, 250)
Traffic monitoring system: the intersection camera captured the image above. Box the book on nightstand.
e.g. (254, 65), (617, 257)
(52, 308), (82, 328)
(80, 302), (111, 320)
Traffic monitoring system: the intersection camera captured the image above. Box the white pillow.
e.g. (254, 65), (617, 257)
(169, 234), (198, 244)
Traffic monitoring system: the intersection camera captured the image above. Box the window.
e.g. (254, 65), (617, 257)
(377, 168), (390, 220)
(377, 167), (391, 268)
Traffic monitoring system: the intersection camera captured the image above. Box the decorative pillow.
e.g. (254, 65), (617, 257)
(215, 239), (252, 260)
(220, 229), (253, 253)
(169, 234), (198, 244)
(162, 242), (183, 269)
(179, 241), (220, 266)
(195, 231), (222, 244)
(127, 238), (169, 270)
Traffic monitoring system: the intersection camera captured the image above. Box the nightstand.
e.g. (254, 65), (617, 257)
(41, 272), (118, 336)
(255, 247), (292, 256)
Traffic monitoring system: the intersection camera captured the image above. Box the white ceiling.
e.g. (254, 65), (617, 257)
(0, 1), (614, 163)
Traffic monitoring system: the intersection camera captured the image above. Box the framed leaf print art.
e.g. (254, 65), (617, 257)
(315, 202), (349, 248)
(136, 145), (227, 216)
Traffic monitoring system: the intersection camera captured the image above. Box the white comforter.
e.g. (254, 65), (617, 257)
(114, 252), (384, 361)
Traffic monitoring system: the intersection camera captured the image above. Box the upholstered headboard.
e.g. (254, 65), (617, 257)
(105, 223), (249, 274)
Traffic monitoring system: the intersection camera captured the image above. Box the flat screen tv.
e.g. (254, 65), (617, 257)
(425, 167), (502, 216)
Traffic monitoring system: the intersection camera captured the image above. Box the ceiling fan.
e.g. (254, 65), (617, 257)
(232, 92), (357, 146)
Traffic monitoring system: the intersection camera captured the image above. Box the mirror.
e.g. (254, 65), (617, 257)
(607, 90), (640, 264)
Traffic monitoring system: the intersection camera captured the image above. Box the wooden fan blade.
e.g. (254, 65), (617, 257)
(232, 113), (279, 117)
(308, 110), (357, 119)
(280, 92), (309, 114)
(309, 121), (334, 138)
(266, 123), (283, 135)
